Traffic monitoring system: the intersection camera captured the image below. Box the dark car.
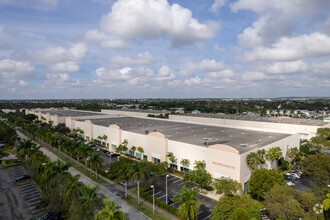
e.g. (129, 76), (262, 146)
(15, 175), (31, 182)
(38, 212), (62, 220)
(110, 153), (120, 158)
(167, 196), (174, 205)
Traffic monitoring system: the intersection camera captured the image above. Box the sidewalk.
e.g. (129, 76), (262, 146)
(17, 130), (179, 220)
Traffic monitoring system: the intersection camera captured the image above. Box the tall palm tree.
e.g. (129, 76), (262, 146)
(75, 142), (91, 163)
(257, 149), (266, 168)
(88, 152), (103, 179)
(129, 161), (150, 205)
(287, 147), (299, 167)
(266, 147), (282, 169)
(180, 159), (190, 170)
(17, 139), (36, 159)
(174, 187), (200, 220)
(118, 164), (131, 198)
(77, 183), (99, 206)
(28, 145), (43, 162)
(61, 174), (84, 202)
(95, 199), (126, 220)
(246, 152), (260, 171)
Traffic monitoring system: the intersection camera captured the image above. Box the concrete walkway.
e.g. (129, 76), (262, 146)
(17, 130), (150, 220)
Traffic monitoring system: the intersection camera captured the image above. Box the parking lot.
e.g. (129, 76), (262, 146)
(0, 164), (46, 220)
(145, 174), (217, 220)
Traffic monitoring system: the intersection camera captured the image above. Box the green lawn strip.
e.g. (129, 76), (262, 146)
(1, 159), (22, 167)
(126, 195), (171, 220)
(17, 128), (107, 184)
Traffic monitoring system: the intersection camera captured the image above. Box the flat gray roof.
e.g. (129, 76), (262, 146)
(82, 117), (290, 154)
(184, 113), (327, 126)
(40, 109), (105, 117)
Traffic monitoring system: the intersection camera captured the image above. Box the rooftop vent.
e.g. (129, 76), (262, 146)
(240, 144), (247, 147)
(144, 130), (149, 135)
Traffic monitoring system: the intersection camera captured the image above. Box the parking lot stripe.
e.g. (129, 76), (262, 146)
(178, 181), (186, 186)
(173, 179), (183, 183)
(157, 194), (166, 199)
(170, 201), (178, 206)
(197, 211), (204, 215)
(202, 214), (212, 220)
(154, 191), (162, 196)
(19, 184), (35, 190)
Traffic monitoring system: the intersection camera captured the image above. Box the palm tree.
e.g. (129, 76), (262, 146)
(174, 187), (200, 220)
(118, 164), (131, 198)
(28, 145), (43, 162)
(287, 147), (299, 167)
(167, 152), (176, 166)
(95, 199), (126, 220)
(266, 147), (282, 169)
(257, 149), (266, 168)
(77, 183), (99, 206)
(129, 161), (150, 205)
(61, 174), (84, 202)
(180, 159), (190, 170)
(246, 152), (260, 171)
(88, 152), (103, 179)
(17, 139), (36, 159)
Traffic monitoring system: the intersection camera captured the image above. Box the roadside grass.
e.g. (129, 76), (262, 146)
(126, 195), (171, 220)
(1, 159), (22, 167)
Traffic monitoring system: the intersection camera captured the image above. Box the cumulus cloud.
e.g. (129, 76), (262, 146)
(18, 80), (28, 86)
(100, 0), (218, 46)
(184, 76), (202, 85)
(30, 43), (88, 64)
(0, 59), (34, 79)
(257, 61), (308, 74)
(207, 69), (235, 78)
(243, 32), (330, 61)
(155, 65), (175, 81)
(210, 0), (226, 14)
(231, 0), (330, 47)
(242, 71), (284, 81)
(311, 60), (330, 77)
(107, 52), (155, 68)
(49, 61), (80, 72)
(179, 59), (226, 76)
(84, 29), (129, 49)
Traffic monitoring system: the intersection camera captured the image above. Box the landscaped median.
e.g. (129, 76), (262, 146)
(1, 159), (22, 167)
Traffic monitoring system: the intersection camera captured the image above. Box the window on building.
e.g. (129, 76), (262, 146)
(129, 150), (134, 156)
(102, 142), (106, 146)
(112, 145), (117, 151)
(170, 163), (177, 170)
(106, 143), (109, 147)
(143, 155), (148, 161)
(153, 157), (160, 164)
(180, 167), (189, 172)
(244, 182), (248, 193)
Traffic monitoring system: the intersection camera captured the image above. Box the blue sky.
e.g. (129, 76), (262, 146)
(0, 0), (329, 99)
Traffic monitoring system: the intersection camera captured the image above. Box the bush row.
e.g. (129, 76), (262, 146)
(139, 186), (179, 216)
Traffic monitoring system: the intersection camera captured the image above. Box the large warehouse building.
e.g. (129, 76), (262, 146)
(25, 108), (329, 190)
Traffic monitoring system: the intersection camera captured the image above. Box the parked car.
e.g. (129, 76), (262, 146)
(110, 153), (120, 158)
(167, 196), (174, 205)
(38, 211), (62, 220)
(15, 175), (31, 182)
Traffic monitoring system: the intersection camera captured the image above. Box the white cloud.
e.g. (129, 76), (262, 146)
(210, 0), (226, 14)
(242, 71), (285, 81)
(50, 61), (80, 72)
(184, 76), (202, 85)
(107, 52), (155, 68)
(100, 0), (218, 46)
(0, 59), (34, 78)
(31, 43), (88, 64)
(213, 44), (226, 52)
(179, 59), (226, 76)
(232, 0), (330, 47)
(84, 29), (129, 49)
(311, 60), (330, 77)
(207, 69), (235, 78)
(18, 80), (28, 86)
(257, 61), (308, 74)
(155, 65), (175, 81)
(0, 0), (58, 8)
(244, 32), (330, 61)
(95, 66), (154, 82)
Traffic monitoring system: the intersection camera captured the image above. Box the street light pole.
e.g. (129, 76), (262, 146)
(151, 185), (155, 213)
(166, 174), (169, 204)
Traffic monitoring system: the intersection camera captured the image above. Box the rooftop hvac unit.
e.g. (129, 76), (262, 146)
(144, 130), (149, 134)
(240, 144), (247, 147)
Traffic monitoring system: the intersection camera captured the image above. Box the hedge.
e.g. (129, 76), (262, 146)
(1, 159), (22, 167)
(140, 186), (179, 216)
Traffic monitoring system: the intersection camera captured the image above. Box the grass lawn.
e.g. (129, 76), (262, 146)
(1, 159), (22, 167)
(126, 195), (171, 220)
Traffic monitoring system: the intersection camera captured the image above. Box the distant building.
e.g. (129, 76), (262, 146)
(175, 109), (185, 114)
(192, 110), (201, 114)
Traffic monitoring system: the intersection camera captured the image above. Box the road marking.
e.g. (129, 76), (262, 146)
(157, 194), (166, 199)
(170, 201), (178, 206)
(178, 181), (186, 186)
(202, 214), (212, 220)
(154, 191), (162, 196)
(173, 179), (183, 183)
(197, 211), (204, 215)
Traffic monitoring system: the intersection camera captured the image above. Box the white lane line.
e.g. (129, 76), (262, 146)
(154, 191), (162, 196)
(157, 194), (166, 199)
(173, 179), (183, 183)
(178, 181), (186, 186)
(197, 211), (204, 215)
(202, 214), (212, 220)
(170, 201), (178, 206)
